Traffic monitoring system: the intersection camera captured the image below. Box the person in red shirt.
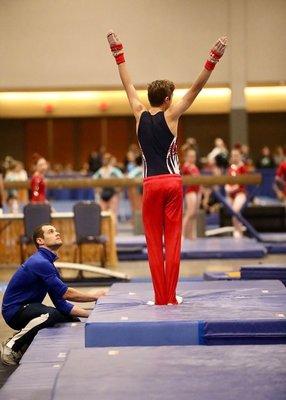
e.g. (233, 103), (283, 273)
(274, 160), (286, 201)
(181, 149), (201, 240)
(225, 149), (247, 238)
(30, 158), (48, 203)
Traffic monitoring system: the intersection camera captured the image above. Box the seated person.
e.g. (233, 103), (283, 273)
(1, 224), (107, 365)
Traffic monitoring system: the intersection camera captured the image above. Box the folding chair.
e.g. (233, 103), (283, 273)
(20, 203), (52, 263)
(73, 201), (107, 268)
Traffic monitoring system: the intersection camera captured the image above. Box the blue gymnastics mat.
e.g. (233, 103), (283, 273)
(240, 264), (286, 286)
(204, 264), (286, 286)
(0, 362), (62, 400)
(265, 242), (286, 254)
(180, 238), (266, 259)
(118, 237), (267, 260)
(20, 322), (84, 364)
(52, 346), (286, 400)
(85, 280), (286, 347)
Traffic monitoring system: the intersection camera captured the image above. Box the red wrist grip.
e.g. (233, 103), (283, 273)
(111, 43), (123, 52)
(115, 53), (125, 65)
(204, 60), (216, 71)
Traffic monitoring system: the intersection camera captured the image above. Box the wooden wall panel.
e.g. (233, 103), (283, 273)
(52, 119), (74, 166)
(15, 113), (286, 172)
(0, 120), (25, 162)
(105, 117), (137, 162)
(24, 119), (49, 170)
(248, 113), (286, 158)
(78, 118), (102, 167)
(180, 114), (230, 158)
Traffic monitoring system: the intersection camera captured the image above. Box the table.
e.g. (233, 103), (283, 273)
(0, 211), (118, 267)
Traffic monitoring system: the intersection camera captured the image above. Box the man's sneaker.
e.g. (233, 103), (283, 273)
(0, 341), (22, 366)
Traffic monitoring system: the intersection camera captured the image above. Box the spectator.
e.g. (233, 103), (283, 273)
(30, 157), (49, 203)
(274, 160), (286, 202)
(274, 146), (285, 166)
(256, 146), (275, 168)
(5, 160), (28, 209)
(240, 144), (255, 172)
(79, 162), (90, 176)
(207, 137), (228, 162)
(63, 163), (75, 176)
(225, 149), (247, 238)
(181, 149), (201, 240)
(128, 155), (143, 222)
(93, 153), (123, 221)
(124, 150), (136, 174)
(88, 146), (106, 174)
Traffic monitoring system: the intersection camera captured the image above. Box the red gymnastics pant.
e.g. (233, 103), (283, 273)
(142, 174), (183, 305)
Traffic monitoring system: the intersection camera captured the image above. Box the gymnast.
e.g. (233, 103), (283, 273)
(107, 30), (227, 305)
(182, 148), (201, 240)
(225, 148), (247, 238)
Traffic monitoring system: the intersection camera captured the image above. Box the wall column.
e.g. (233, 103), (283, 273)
(228, 0), (248, 147)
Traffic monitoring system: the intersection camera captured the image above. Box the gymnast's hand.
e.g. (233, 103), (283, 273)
(205, 36), (228, 71)
(107, 30), (125, 64)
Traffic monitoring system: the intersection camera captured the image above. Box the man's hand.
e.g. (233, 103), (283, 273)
(107, 30), (125, 65)
(205, 36), (227, 71)
(63, 287), (108, 302)
(88, 288), (108, 300)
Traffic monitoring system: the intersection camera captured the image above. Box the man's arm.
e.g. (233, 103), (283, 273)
(107, 30), (146, 120)
(63, 287), (108, 302)
(167, 37), (227, 120)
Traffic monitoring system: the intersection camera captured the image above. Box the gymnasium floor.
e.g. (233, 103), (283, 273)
(1, 253), (285, 389)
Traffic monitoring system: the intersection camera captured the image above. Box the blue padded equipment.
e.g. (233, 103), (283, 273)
(118, 237), (267, 260)
(0, 362), (62, 400)
(85, 280), (286, 347)
(240, 264), (286, 286)
(181, 237), (266, 259)
(20, 322), (84, 364)
(53, 345), (286, 400)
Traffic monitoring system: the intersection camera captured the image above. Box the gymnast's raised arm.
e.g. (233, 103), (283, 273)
(166, 37), (227, 121)
(107, 30), (146, 121)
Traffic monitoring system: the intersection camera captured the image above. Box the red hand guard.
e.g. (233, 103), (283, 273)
(107, 31), (125, 65)
(204, 37), (227, 71)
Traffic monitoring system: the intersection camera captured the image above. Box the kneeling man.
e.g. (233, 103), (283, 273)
(1, 224), (106, 365)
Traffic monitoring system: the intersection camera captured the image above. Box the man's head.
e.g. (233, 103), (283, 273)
(33, 224), (63, 251)
(147, 80), (175, 109)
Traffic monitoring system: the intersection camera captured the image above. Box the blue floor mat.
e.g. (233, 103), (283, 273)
(265, 243), (286, 254)
(85, 280), (286, 347)
(181, 238), (267, 259)
(20, 323), (84, 364)
(204, 264), (286, 287)
(118, 237), (267, 260)
(53, 345), (286, 400)
(241, 265), (286, 286)
(0, 362), (62, 400)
